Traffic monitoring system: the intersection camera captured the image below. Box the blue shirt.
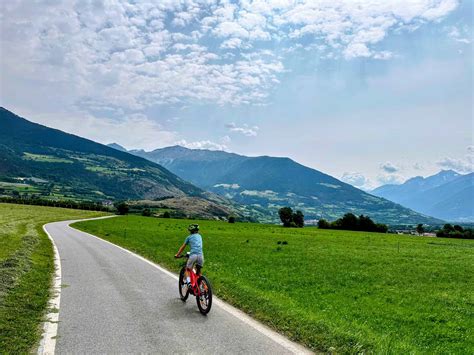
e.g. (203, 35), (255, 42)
(184, 233), (203, 256)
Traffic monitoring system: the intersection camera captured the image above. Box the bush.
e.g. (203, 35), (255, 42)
(228, 216), (236, 223)
(162, 211), (171, 218)
(115, 202), (129, 215)
(318, 219), (330, 229)
(141, 208), (152, 217)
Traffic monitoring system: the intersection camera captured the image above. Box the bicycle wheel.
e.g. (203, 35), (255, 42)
(178, 267), (189, 301)
(196, 276), (212, 315)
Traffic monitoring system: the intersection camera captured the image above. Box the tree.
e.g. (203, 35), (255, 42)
(375, 223), (388, 233)
(317, 219), (330, 229)
(339, 213), (358, 230)
(293, 210), (304, 228)
(359, 215), (376, 231)
(228, 216), (236, 223)
(115, 202), (129, 215)
(279, 207), (294, 227)
(443, 224), (454, 233)
(162, 211), (171, 218)
(453, 225), (464, 233)
(142, 208), (152, 217)
(416, 223), (425, 236)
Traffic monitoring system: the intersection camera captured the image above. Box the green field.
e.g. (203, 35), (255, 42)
(0, 203), (107, 353)
(74, 216), (474, 353)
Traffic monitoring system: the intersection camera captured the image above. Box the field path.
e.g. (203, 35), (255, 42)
(43, 220), (310, 354)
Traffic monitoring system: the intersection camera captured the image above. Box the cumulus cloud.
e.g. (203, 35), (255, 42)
(377, 173), (405, 185)
(175, 137), (229, 151)
(26, 109), (177, 151)
(380, 161), (400, 173)
(341, 172), (369, 188)
(1, 0), (458, 115)
(226, 122), (259, 137)
(437, 146), (474, 173)
(446, 25), (471, 44)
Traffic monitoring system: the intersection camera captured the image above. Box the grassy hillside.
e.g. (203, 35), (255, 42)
(0, 204), (107, 353)
(73, 216), (473, 353)
(128, 145), (442, 225)
(0, 108), (205, 201)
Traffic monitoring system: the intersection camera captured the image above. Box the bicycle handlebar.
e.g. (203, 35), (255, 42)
(175, 252), (190, 259)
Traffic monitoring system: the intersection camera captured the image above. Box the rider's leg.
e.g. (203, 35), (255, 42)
(185, 268), (192, 285)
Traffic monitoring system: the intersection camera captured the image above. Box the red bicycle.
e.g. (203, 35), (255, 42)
(176, 252), (213, 315)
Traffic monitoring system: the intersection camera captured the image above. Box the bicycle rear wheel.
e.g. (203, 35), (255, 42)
(178, 267), (189, 301)
(196, 276), (212, 315)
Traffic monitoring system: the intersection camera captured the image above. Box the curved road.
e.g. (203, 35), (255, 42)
(43, 220), (310, 354)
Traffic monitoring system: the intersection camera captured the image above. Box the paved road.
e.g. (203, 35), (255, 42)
(44, 220), (309, 354)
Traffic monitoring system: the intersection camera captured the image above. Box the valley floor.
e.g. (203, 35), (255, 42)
(73, 216), (474, 353)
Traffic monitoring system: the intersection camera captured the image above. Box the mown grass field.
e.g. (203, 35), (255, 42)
(0, 203), (107, 353)
(73, 216), (474, 353)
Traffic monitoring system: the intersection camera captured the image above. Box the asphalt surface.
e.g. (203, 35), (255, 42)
(45, 220), (305, 354)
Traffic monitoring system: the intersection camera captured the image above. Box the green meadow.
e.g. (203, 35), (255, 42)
(0, 203), (107, 353)
(73, 216), (474, 353)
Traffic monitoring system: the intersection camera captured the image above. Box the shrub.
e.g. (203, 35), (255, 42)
(228, 216), (236, 223)
(318, 219), (330, 229)
(115, 202), (129, 215)
(141, 208), (152, 217)
(162, 211), (171, 218)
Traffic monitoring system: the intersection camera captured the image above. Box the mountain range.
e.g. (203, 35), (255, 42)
(109, 144), (442, 225)
(372, 170), (473, 222)
(0, 106), (451, 225)
(0, 108), (238, 219)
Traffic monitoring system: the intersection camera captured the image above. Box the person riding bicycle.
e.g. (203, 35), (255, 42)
(175, 224), (204, 288)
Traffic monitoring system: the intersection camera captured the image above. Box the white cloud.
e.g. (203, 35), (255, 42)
(175, 137), (229, 151)
(226, 122), (259, 136)
(446, 25), (471, 44)
(377, 173), (405, 185)
(341, 172), (369, 188)
(436, 146), (474, 173)
(380, 161), (400, 173)
(437, 146), (474, 173)
(0, 0), (459, 129)
(24, 109), (176, 151)
(221, 38), (243, 49)
(214, 183), (240, 189)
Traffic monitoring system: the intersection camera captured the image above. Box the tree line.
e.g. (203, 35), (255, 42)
(436, 224), (473, 239)
(0, 196), (110, 212)
(318, 213), (388, 233)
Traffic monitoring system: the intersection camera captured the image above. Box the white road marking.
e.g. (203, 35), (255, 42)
(37, 225), (62, 355)
(38, 216), (115, 355)
(71, 221), (312, 354)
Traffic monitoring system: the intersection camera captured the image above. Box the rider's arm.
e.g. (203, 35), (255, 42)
(175, 243), (186, 258)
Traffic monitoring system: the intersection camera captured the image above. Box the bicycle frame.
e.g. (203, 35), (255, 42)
(187, 266), (202, 296)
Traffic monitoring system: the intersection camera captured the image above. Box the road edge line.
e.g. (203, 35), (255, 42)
(37, 224), (62, 355)
(38, 216), (115, 355)
(69, 221), (312, 355)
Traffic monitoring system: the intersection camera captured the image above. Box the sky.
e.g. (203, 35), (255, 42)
(1, 0), (472, 190)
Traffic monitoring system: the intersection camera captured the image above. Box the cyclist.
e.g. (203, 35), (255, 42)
(175, 224), (204, 288)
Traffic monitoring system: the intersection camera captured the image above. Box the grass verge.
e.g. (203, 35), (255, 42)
(0, 203), (107, 353)
(73, 215), (474, 353)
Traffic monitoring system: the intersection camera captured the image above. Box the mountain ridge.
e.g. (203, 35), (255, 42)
(0, 108), (245, 220)
(110, 144), (442, 225)
(372, 170), (473, 222)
